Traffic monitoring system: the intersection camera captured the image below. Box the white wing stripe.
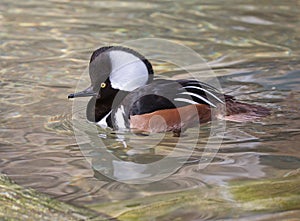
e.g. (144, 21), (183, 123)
(174, 98), (198, 105)
(183, 85), (224, 104)
(178, 91), (217, 107)
(185, 80), (217, 90)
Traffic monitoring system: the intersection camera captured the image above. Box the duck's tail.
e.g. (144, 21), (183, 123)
(220, 96), (270, 122)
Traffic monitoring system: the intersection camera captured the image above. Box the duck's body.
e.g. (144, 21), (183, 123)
(68, 46), (269, 136)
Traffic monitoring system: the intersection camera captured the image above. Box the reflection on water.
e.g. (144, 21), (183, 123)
(1, 0), (300, 219)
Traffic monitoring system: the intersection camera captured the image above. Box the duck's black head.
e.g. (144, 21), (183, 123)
(68, 46), (154, 122)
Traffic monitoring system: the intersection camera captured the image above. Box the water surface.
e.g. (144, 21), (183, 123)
(1, 0), (300, 220)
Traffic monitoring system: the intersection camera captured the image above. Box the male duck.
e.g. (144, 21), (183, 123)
(68, 46), (269, 136)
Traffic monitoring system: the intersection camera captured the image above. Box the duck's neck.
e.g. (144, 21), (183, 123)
(86, 97), (111, 122)
(86, 91), (129, 122)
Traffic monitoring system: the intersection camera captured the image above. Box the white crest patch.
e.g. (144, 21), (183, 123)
(109, 50), (149, 91)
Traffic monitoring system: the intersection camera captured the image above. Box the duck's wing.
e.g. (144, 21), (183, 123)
(174, 79), (226, 108)
(110, 79), (271, 130)
(111, 79), (226, 129)
(129, 79), (226, 116)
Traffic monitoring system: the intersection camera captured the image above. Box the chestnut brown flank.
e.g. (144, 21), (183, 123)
(130, 104), (211, 133)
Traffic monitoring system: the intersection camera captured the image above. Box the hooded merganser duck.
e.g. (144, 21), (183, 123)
(68, 46), (270, 136)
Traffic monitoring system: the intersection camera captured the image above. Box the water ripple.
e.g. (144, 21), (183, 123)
(1, 0), (300, 219)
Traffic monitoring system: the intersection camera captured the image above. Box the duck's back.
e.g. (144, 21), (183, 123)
(110, 79), (224, 132)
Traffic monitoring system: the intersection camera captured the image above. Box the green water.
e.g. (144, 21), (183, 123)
(1, 0), (300, 220)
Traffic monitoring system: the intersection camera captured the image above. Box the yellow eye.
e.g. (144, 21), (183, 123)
(100, 82), (106, 88)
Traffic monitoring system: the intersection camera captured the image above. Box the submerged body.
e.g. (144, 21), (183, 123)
(68, 46), (270, 135)
(130, 101), (269, 134)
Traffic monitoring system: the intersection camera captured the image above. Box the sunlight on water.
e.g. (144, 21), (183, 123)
(1, 0), (300, 220)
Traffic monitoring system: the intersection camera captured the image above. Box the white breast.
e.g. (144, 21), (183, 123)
(109, 50), (149, 91)
(96, 111), (111, 128)
(113, 105), (126, 129)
